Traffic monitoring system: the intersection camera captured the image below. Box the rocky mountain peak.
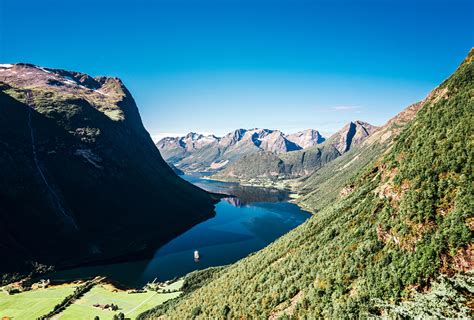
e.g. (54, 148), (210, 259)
(184, 132), (202, 141)
(330, 120), (377, 154)
(286, 129), (325, 149)
(219, 129), (247, 147)
(157, 127), (328, 172)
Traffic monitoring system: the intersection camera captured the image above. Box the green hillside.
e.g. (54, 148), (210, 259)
(296, 100), (423, 213)
(143, 50), (474, 319)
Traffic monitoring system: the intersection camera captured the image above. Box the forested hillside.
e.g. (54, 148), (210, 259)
(296, 101), (423, 213)
(143, 50), (474, 319)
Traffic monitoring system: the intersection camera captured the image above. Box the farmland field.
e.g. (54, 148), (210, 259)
(0, 280), (183, 320)
(54, 280), (183, 319)
(0, 284), (78, 319)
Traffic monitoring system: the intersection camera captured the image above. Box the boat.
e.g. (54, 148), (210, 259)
(194, 250), (200, 261)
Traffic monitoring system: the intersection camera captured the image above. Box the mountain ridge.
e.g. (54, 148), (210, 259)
(0, 63), (217, 276)
(157, 128), (326, 172)
(142, 49), (474, 319)
(211, 120), (377, 183)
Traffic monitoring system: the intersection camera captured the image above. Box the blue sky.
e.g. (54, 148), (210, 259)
(1, 0), (472, 139)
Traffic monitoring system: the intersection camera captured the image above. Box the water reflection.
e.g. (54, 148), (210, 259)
(222, 197), (242, 207)
(139, 200), (309, 284)
(47, 174), (310, 287)
(181, 173), (291, 205)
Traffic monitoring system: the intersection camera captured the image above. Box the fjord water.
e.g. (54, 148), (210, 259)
(49, 174), (310, 287)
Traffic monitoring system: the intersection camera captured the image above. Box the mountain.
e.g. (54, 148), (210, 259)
(0, 63), (217, 277)
(211, 120), (376, 184)
(296, 102), (423, 212)
(286, 129), (325, 148)
(141, 50), (473, 319)
(157, 128), (325, 172)
(169, 163), (185, 175)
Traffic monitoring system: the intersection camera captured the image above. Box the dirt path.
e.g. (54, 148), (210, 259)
(124, 292), (158, 316)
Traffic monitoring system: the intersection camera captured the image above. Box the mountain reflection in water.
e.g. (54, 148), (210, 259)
(181, 173), (291, 205)
(46, 173), (310, 287)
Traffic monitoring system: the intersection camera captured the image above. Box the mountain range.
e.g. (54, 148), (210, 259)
(212, 120), (377, 183)
(0, 63), (217, 277)
(157, 121), (376, 182)
(157, 128), (325, 172)
(1, 50), (472, 319)
(141, 48), (474, 320)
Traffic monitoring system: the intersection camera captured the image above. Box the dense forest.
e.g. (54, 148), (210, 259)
(141, 50), (474, 319)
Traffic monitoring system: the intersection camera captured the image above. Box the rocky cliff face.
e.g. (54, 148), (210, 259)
(157, 128), (326, 172)
(328, 120), (376, 153)
(286, 129), (325, 149)
(212, 121), (376, 182)
(0, 63), (217, 275)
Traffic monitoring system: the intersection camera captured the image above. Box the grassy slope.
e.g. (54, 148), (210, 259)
(296, 143), (386, 212)
(148, 50), (473, 318)
(210, 143), (341, 185)
(0, 284), (77, 319)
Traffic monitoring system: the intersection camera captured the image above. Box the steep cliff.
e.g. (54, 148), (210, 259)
(0, 63), (217, 276)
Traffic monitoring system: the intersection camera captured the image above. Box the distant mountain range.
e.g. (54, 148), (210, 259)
(212, 120), (376, 182)
(157, 128), (325, 172)
(144, 48), (474, 320)
(0, 63), (217, 277)
(157, 121), (376, 182)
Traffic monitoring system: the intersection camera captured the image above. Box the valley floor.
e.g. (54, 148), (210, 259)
(0, 283), (77, 319)
(0, 279), (183, 319)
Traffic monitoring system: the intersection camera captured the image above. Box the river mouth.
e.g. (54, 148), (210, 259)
(47, 173), (311, 288)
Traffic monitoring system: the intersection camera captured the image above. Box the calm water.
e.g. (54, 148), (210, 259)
(48, 174), (310, 287)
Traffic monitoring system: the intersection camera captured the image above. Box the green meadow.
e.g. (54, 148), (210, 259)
(0, 280), (183, 319)
(0, 284), (77, 319)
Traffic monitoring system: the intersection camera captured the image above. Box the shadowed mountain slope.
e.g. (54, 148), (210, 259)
(0, 63), (217, 277)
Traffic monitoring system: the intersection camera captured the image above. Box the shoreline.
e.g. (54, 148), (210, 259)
(198, 172), (317, 214)
(7, 173), (312, 289)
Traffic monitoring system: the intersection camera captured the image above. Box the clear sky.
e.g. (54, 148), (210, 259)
(1, 0), (473, 140)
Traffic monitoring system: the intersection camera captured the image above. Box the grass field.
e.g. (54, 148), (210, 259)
(0, 284), (78, 319)
(54, 280), (184, 319)
(0, 280), (183, 320)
